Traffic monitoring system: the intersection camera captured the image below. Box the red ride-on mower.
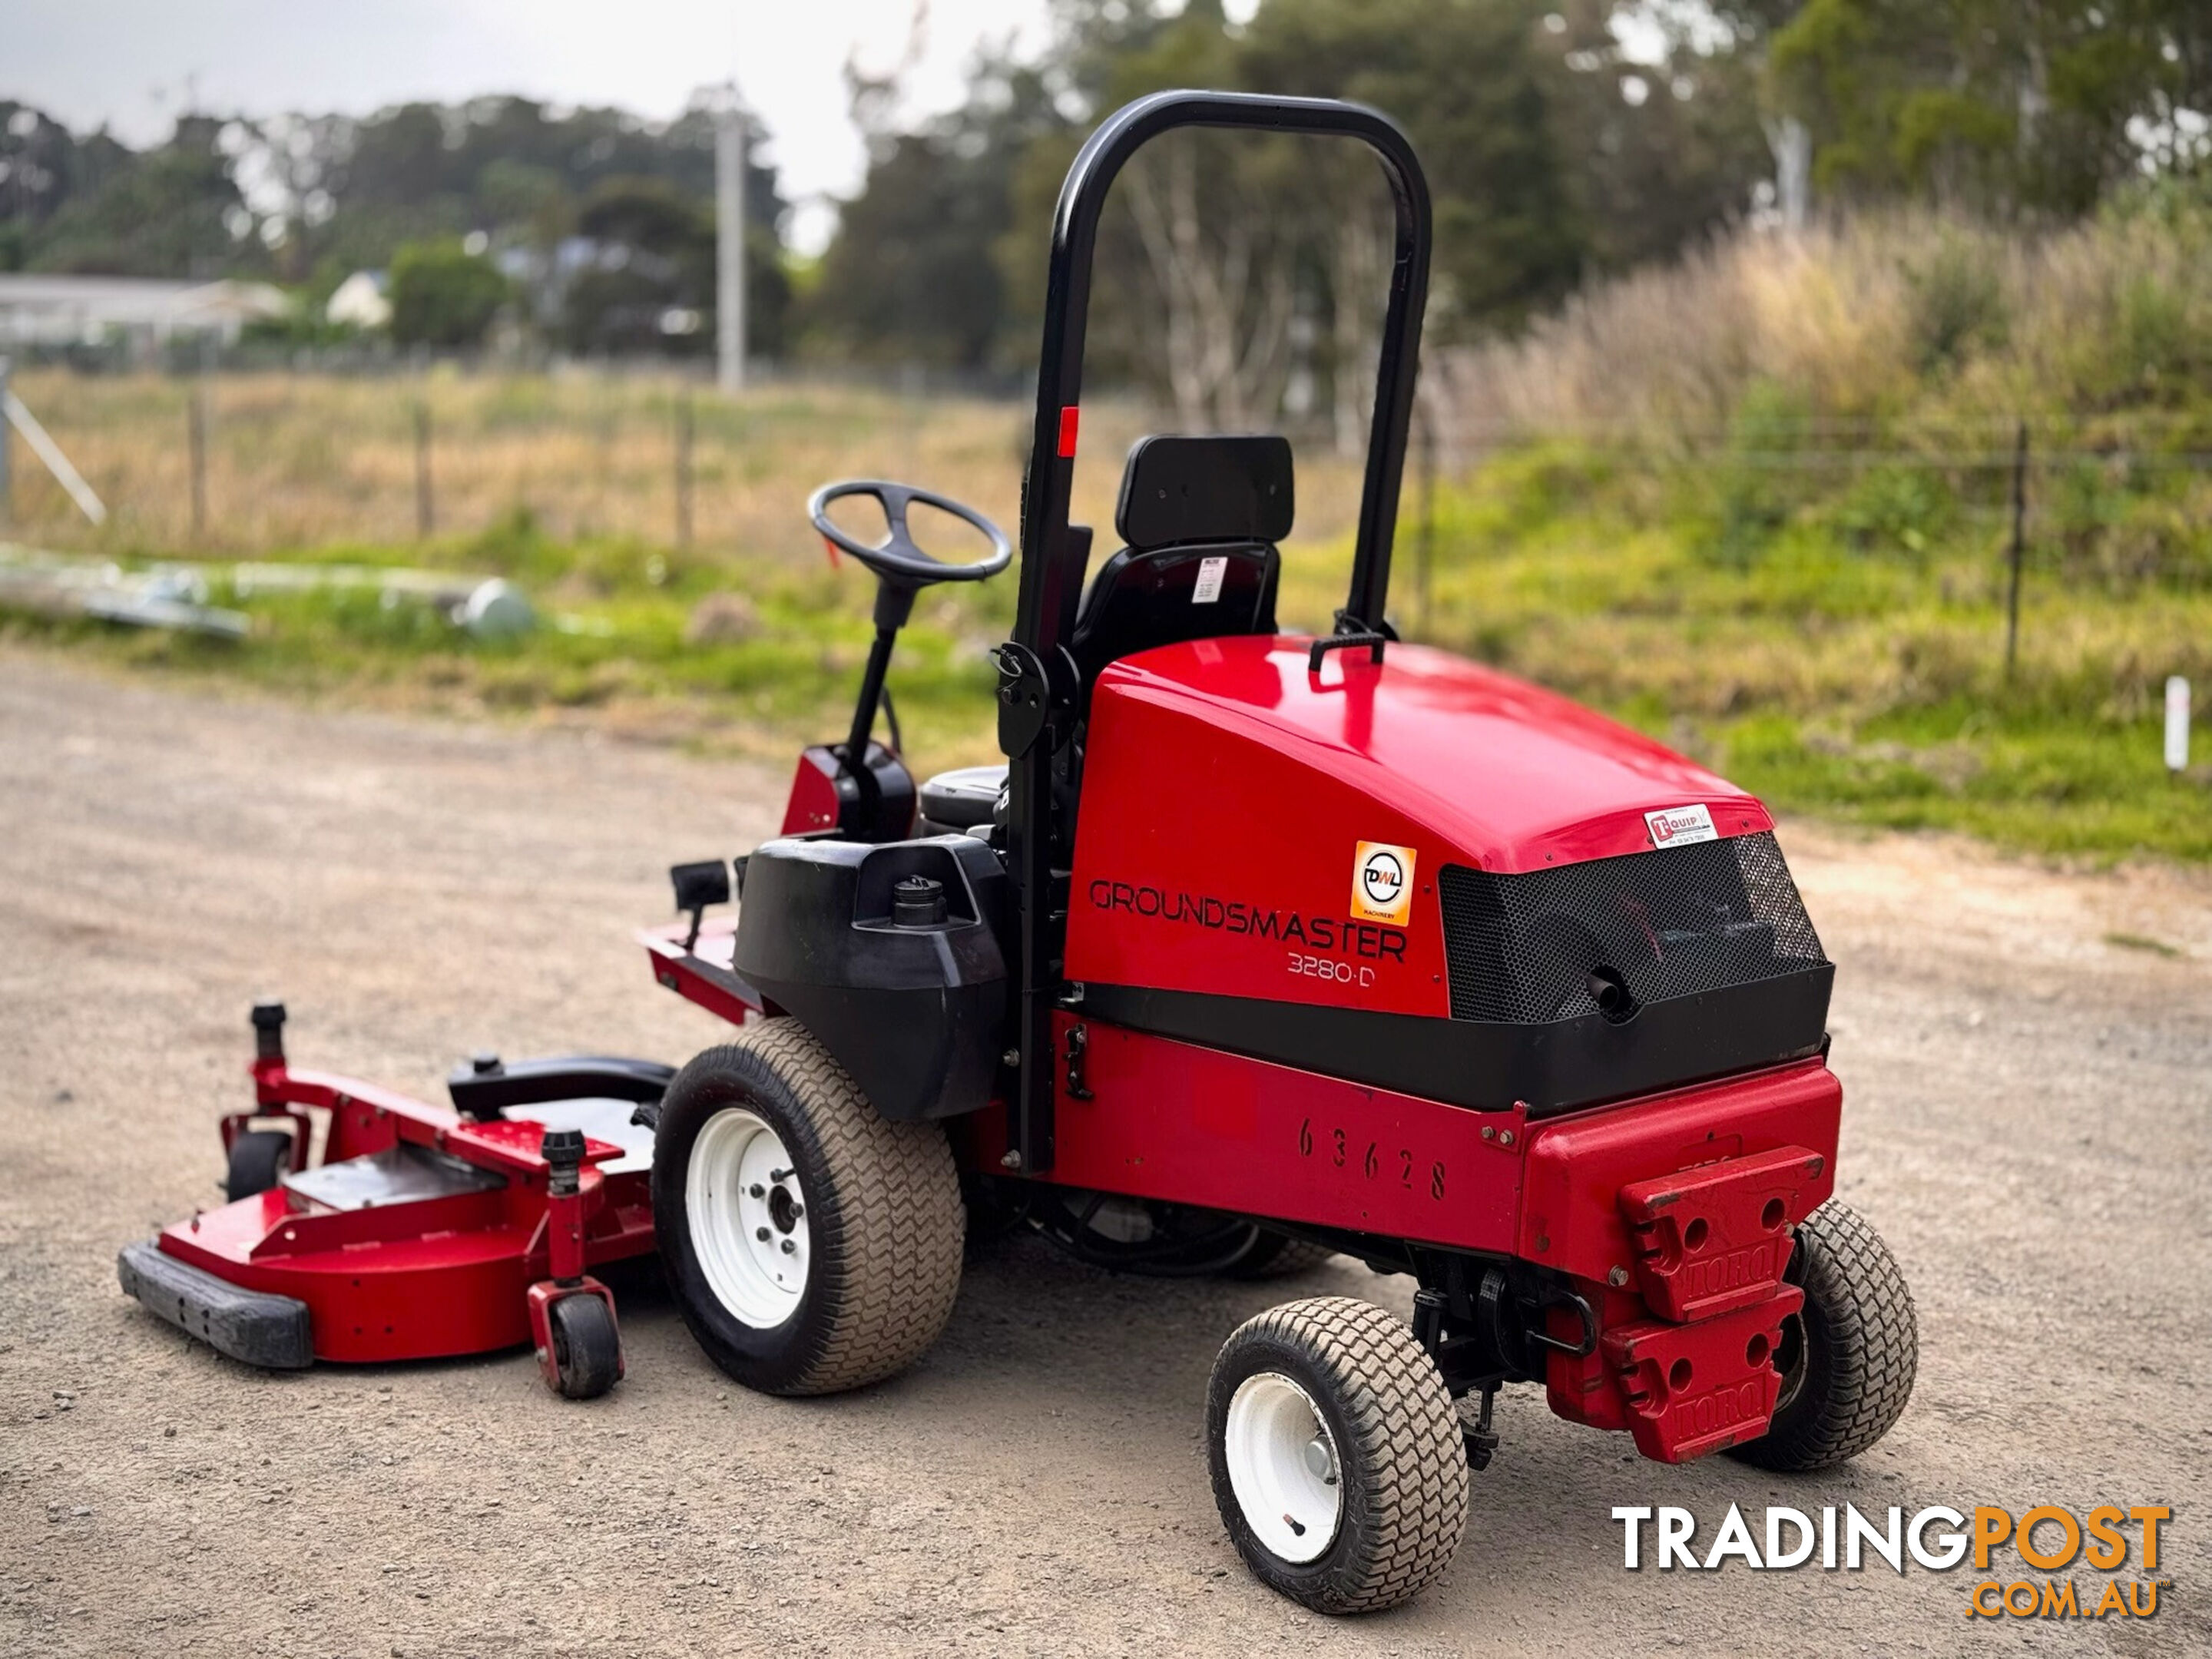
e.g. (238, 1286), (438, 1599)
(124, 91), (1918, 1615)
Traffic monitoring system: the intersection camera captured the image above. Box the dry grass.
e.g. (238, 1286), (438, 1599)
(2, 369), (1373, 575)
(1429, 197), (2212, 447)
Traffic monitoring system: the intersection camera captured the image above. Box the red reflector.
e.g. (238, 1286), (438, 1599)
(821, 535), (842, 568)
(1058, 406), (1080, 458)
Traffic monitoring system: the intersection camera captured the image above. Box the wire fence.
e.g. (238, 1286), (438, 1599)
(2, 364), (2207, 617)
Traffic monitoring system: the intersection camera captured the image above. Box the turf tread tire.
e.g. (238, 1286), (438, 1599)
(654, 1022), (964, 1397)
(1207, 1296), (1468, 1614)
(1727, 1200), (1916, 1472)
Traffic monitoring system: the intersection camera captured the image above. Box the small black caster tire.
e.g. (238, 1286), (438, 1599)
(548, 1294), (621, 1400)
(1207, 1296), (1469, 1614)
(1727, 1200), (1917, 1472)
(226, 1129), (293, 1200)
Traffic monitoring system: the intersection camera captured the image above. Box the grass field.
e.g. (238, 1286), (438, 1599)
(4, 369), (2207, 863)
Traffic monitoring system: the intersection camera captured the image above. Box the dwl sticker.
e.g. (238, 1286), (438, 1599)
(1191, 556), (1228, 604)
(1645, 803), (1719, 847)
(1352, 841), (1418, 926)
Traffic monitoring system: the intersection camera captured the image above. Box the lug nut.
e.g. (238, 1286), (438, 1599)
(749, 1184), (765, 1198)
(756, 1227), (770, 1242)
(770, 1167), (793, 1183)
(780, 1239), (796, 1255)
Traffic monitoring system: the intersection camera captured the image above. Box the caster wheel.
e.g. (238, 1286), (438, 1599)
(653, 1022), (964, 1396)
(1727, 1200), (1917, 1472)
(548, 1293), (622, 1400)
(225, 1129), (294, 1200)
(1207, 1296), (1468, 1614)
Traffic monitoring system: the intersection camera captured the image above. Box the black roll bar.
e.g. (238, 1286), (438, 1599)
(994, 90), (1435, 1174)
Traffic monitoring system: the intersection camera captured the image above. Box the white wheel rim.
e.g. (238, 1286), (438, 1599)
(1224, 1371), (1342, 1564)
(686, 1107), (810, 1328)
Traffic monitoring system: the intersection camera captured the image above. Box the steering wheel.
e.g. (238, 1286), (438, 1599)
(808, 481), (1013, 587)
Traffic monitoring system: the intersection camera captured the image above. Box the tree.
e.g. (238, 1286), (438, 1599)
(25, 115), (259, 278)
(804, 55), (1065, 369)
(1767, 0), (2212, 215)
(387, 240), (508, 347)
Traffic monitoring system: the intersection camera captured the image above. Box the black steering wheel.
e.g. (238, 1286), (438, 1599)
(808, 481), (1013, 587)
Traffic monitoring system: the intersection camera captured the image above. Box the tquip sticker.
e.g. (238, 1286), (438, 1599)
(1191, 556), (1227, 604)
(1352, 841), (1417, 925)
(1645, 803), (1718, 847)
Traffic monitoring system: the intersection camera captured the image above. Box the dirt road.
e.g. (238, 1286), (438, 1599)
(2, 649), (2207, 1657)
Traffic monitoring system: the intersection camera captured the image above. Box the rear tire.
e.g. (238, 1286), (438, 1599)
(1207, 1296), (1469, 1614)
(1227, 1233), (1338, 1280)
(1727, 1200), (1917, 1472)
(652, 1022), (964, 1396)
(548, 1293), (621, 1400)
(225, 1129), (293, 1200)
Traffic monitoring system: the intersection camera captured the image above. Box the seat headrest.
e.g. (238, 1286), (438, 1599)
(1114, 435), (1295, 550)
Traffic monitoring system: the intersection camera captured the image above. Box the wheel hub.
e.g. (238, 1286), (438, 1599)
(687, 1108), (811, 1328)
(1224, 1371), (1343, 1564)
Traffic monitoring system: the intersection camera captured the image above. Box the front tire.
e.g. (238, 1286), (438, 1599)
(652, 1022), (964, 1396)
(1207, 1296), (1469, 1614)
(1727, 1200), (1917, 1472)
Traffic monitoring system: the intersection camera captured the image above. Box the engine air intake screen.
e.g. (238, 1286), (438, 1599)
(1437, 833), (1826, 1025)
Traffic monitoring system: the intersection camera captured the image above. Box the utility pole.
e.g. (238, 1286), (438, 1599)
(715, 88), (748, 396)
(0, 357), (12, 531)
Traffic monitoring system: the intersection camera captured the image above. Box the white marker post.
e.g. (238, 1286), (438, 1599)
(2165, 676), (2190, 774)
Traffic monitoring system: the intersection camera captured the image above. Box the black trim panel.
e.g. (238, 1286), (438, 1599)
(1077, 966), (1833, 1117)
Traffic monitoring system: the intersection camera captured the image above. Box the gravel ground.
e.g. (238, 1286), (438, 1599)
(2, 649), (2207, 1657)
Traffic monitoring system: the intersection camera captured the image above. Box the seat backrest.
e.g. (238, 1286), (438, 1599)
(1069, 435), (1293, 682)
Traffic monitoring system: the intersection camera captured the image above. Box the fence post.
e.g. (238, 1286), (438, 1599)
(413, 399), (434, 540)
(0, 356), (11, 531)
(2003, 419), (2028, 680)
(188, 382), (210, 541)
(674, 387), (695, 551)
(1414, 404), (1437, 638)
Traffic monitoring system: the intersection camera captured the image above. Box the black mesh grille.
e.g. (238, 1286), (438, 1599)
(1437, 833), (1826, 1025)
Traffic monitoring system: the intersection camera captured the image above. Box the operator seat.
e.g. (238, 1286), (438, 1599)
(1067, 433), (1290, 684)
(914, 435), (1293, 836)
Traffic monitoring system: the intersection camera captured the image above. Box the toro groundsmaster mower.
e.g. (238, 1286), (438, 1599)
(123, 91), (1918, 1614)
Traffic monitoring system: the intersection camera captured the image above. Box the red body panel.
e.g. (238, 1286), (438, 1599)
(950, 1014), (1526, 1253)
(950, 1020), (1837, 1266)
(782, 747), (846, 835)
(1063, 636), (1770, 1018)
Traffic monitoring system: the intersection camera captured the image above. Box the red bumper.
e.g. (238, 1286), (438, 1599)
(1522, 1058), (1838, 1462)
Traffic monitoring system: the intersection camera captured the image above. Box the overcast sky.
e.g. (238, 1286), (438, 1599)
(5, 0), (1086, 252)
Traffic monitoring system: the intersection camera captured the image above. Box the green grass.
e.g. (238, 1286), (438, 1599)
(1297, 439), (2212, 863)
(7, 415), (2209, 864)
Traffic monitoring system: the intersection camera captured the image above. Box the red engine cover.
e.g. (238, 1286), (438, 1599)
(1062, 636), (1772, 1017)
